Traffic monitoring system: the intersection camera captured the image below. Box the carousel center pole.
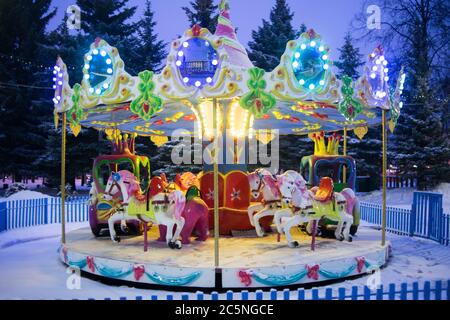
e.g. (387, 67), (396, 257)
(343, 127), (347, 184)
(60, 112), (67, 244)
(213, 98), (219, 268)
(381, 110), (387, 246)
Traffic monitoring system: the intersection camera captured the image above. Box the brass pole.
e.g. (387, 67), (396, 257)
(213, 98), (219, 267)
(381, 110), (387, 246)
(60, 113), (67, 244)
(343, 127), (347, 184)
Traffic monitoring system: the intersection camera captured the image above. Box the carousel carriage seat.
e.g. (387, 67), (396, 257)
(313, 177), (334, 202)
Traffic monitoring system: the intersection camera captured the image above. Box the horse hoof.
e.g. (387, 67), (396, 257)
(113, 236), (121, 243)
(339, 235), (344, 241)
(175, 240), (182, 249)
(288, 241), (299, 248)
(168, 241), (176, 249)
(348, 236), (353, 242)
(121, 226), (129, 234)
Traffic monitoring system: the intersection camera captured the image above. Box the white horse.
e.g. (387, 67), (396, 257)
(103, 171), (186, 249)
(274, 171), (355, 248)
(247, 169), (282, 237)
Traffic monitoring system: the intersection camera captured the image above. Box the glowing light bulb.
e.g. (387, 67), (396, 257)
(100, 50), (106, 56)
(323, 64), (329, 70)
(380, 56), (385, 61)
(376, 59), (381, 65)
(300, 44), (306, 50)
(299, 79), (305, 85)
(52, 85), (56, 89)
(53, 70), (57, 75)
(384, 76), (389, 81)
(52, 98), (58, 104)
(178, 51), (184, 57)
(93, 49), (99, 55)
(53, 77), (56, 82)
(370, 53), (376, 58)
(89, 88), (94, 93)
(84, 74), (90, 79)
(292, 61), (299, 68)
(58, 81), (62, 85)
(294, 52), (300, 58)
(319, 46), (324, 52)
(176, 60), (182, 66)
(372, 66), (378, 71)
(309, 83), (315, 90)
(212, 59), (218, 65)
(183, 42), (189, 48)
(84, 64), (90, 70)
(383, 60), (388, 66)
(106, 58), (112, 65)
(310, 41), (316, 47)
(87, 55), (92, 61)
(107, 68), (113, 74)
(384, 68), (389, 73)
(183, 77), (189, 83)
(195, 81), (201, 87)
(103, 83), (109, 89)
(58, 73), (63, 78)
(319, 80), (325, 86)
(206, 77), (212, 83)
(370, 73), (376, 79)
(322, 55), (328, 60)
(95, 88), (101, 94)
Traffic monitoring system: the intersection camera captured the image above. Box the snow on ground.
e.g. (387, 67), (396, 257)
(1, 190), (53, 201)
(358, 183), (450, 213)
(0, 222), (449, 300)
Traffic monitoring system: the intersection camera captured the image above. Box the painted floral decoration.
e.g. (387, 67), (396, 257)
(240, 67), (276, 118)
(68, 83), (84, 136)
(238, 270), (252, 287)
(130, 70), (163, 121)
(338, 75), (363, 121)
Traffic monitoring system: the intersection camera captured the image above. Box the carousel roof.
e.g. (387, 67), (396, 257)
(52, 0), (405, 139)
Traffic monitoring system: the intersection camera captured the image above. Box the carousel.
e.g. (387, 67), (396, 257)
(53, 0), (405, 289)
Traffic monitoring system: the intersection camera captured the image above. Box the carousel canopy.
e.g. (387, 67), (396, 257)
(53, 0), (405, 139)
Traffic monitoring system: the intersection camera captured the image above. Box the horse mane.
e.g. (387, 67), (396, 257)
(262, 174), (280, 198)
(114, 170), (141, 198)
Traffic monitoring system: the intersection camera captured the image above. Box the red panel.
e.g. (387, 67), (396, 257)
(224, 171), (250, 210)
(199, 172), (224, 208)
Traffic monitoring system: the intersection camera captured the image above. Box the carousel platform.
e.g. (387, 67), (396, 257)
(59, 226), (391, 289)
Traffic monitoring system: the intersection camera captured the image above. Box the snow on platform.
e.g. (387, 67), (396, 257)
(0, 222), (449, 299)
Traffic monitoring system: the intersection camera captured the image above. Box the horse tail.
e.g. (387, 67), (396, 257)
(340, 188), (357, 216)
(171, 190), (186, 220)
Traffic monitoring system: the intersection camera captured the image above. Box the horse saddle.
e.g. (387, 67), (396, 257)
(313, 177), (334, 202)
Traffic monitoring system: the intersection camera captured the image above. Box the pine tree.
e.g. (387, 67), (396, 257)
(334, 33), (364, 80)
(132, 0), (167, 72)
(76, 0), (139, 73)
(248, 0), (299, 71)
(182, 0), (218, 33)
(0, 0), (56, 182)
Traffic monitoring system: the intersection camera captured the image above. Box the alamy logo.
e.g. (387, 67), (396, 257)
(366, 5), (381, 30)
(66, 5), (81, 30)
(66, 266), (81, 290)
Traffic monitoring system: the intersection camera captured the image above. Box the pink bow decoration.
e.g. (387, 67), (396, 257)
(356, 257), (366, 273)
(134, 265), (145, 281)
(86, 256), (95, 273)
(306, 264), (319, 280)
(238, 270), (252, 287)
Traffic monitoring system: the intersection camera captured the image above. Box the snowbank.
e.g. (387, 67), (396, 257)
(3, 190), (53, 201)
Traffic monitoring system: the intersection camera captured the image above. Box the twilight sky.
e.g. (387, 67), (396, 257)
(49, 0), (370, 60)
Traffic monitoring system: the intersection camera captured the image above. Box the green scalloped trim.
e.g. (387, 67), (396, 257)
(130, 70), (162, 121)
(240, 67), (276, 118)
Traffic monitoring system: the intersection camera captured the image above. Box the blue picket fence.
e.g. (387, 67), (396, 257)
(87, 279), (449, 300)
(360, 191), (450, 246)
(0, 196), (90, 232)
